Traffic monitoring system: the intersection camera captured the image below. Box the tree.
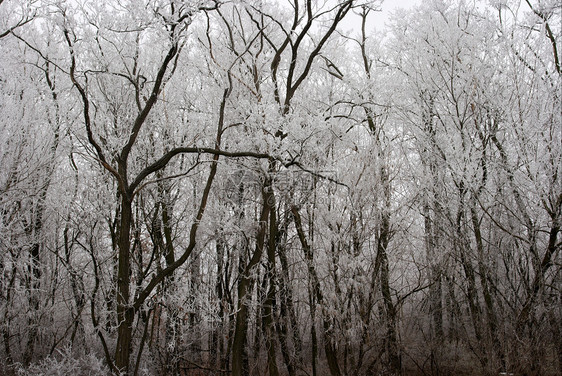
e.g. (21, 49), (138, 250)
(56, 1), (287, 373)
(0, 20), (66, 372)
(0, 0), (35, 39)
(1, 1), (560, 375)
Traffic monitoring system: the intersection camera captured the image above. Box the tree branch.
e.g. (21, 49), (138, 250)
(130, 148), (272, 195)
(63, 28), (123, 190)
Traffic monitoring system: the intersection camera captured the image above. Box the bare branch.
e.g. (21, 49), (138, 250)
(63, 28), (123, 190)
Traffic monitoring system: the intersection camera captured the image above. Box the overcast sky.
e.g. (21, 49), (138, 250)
(373, 0), (421, 29)
(341, 0), (422, 35)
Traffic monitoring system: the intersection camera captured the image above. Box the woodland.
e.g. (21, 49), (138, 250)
(0, 0), (560, 375)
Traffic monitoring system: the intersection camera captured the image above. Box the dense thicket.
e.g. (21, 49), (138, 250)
(0, 0), (560, 375)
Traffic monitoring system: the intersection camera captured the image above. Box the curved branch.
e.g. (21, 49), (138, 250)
(129, 147), (273, 194)
(120, 41), (179, 164)
(0, 11), (34, 39)
(64, 28), (123, 190)
(524, 0), (560, 75)
(285, 0), (353, 111)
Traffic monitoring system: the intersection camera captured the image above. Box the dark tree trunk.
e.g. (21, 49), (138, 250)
(264, 191), (280, 376)
(292, 206), (342, 376)
(115, 195), (133, 374)
(232, 182), (271, 376)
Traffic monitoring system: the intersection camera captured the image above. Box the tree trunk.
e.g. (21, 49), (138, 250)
(264, 200), (280, 376)
(292, 206), (342, 376)
(115, 195), (133, 374)
(378, 210), (401, 374)
(232, 182), (271, 376)
(471, 204), (504, 370)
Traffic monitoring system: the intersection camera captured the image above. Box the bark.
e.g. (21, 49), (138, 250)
(378, 207), (401, 374)
(232, 181), (272, 376)
(211, 235), (226, 367)
(516, 201), (561, 331)
(457, 208), (483, 344)
(114, 195), (134, 374)
(1, 262), (16, 375)
(276, 233), (300, 376)
(292, 206), (342, 376)
(470, 203), (504, 370)
(264, 194), (280, 376)
(425, 191), (444, 343)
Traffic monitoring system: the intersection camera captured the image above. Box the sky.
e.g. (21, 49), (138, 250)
(371, 0), (422, 30)
(340, 0), (422, 35)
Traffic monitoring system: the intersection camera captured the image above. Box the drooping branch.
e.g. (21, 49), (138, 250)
(129, 147), (273, 195)
(129, 146), (346, 196)
(133, 81), (234, 312)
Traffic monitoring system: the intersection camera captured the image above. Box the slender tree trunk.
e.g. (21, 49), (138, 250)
(232, 181), (271, 376)
(471, 204), (504, 370)
(23, 242), (41, 366)
(423, 197), (444, 375)
(274, 208), (302, 376)
(64, 225), (86, 349)
(276, 239), (299, 376)
(292, 206), (342, 376)
(115, 195), (134, 374)
(421, 92), (444, 349)
(425, 198), (444, 341)
(211, 235), (225, 367)
(189, 250), (201, 361)
(378, 209), (401, 374)
(264, 194), (280, 376)
(309, 286), (318, 376)
(2, 263), (16, 375)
